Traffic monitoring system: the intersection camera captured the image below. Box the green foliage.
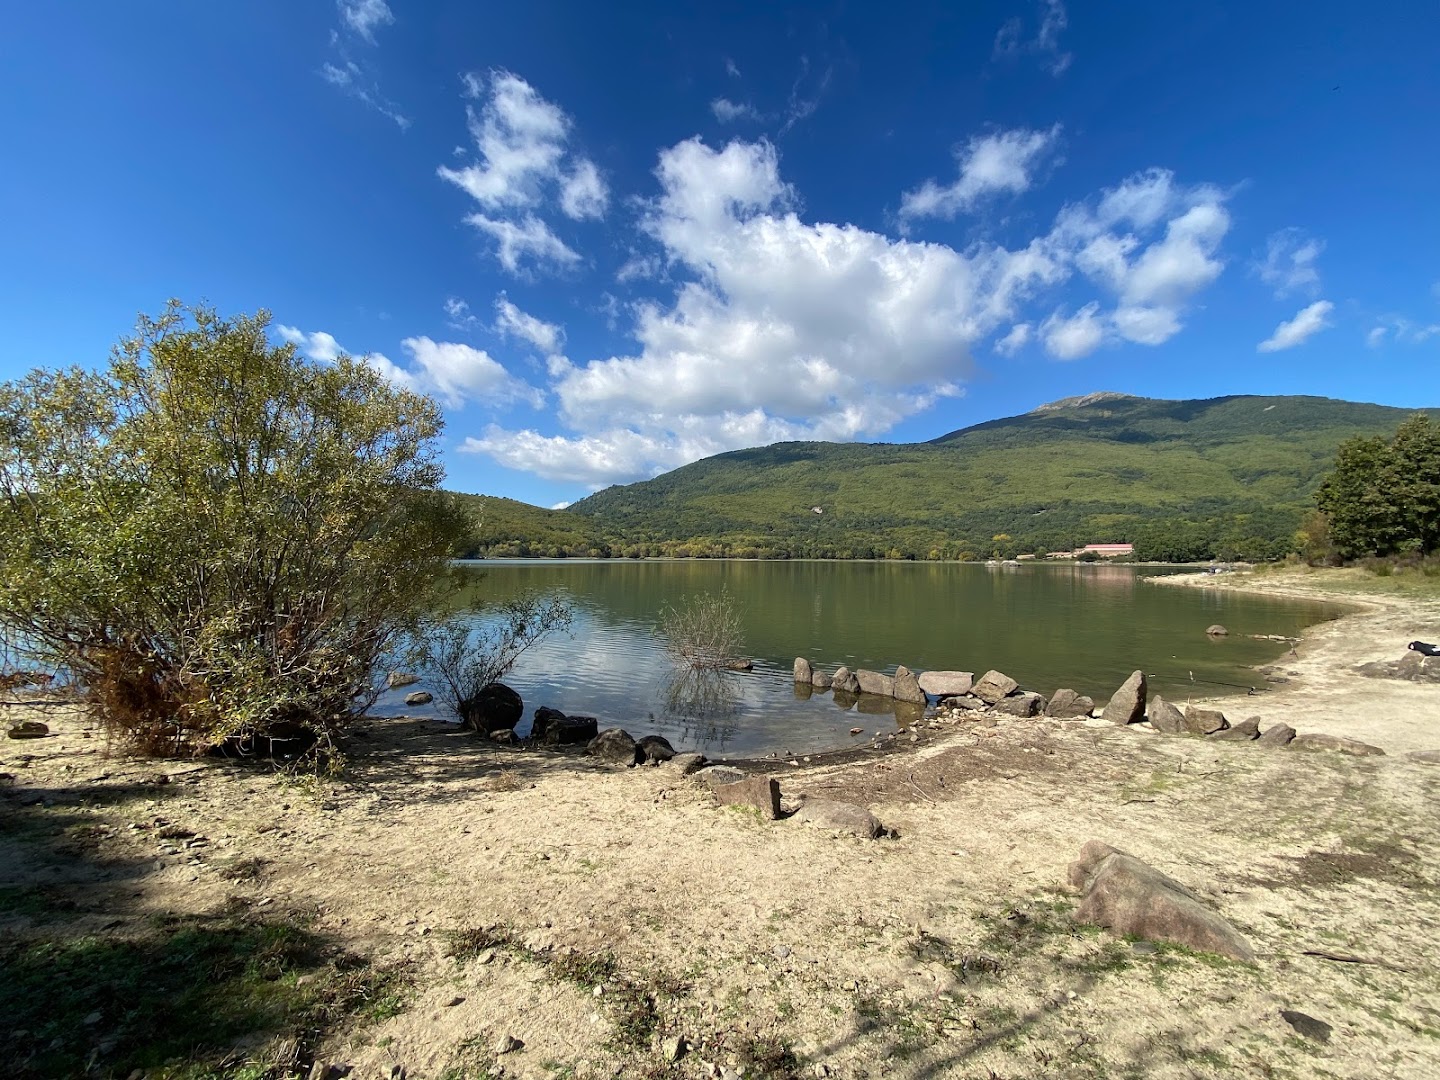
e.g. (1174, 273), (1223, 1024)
(1317, 415), (1440, 558)
(0, 301), (467, 757)
(657, 587), (746, 669)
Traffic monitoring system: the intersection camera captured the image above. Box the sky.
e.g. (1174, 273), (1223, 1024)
(2, 2), (1438, 508)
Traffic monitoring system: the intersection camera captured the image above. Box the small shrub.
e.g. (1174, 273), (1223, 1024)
(657, 587), (746, 670)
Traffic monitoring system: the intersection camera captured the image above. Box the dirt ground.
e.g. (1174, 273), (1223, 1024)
(3, 568), (1440, 1079)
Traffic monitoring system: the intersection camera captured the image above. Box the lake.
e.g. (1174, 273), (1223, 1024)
(383, 560), (1346, 758)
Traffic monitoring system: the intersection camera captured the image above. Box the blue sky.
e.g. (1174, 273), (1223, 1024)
(3, 2), (1438, 507)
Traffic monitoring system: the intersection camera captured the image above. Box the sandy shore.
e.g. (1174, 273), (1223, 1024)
(4, 569), (1440, 1079)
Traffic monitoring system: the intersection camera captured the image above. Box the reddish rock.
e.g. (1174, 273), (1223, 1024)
(713, 775), (782, 820)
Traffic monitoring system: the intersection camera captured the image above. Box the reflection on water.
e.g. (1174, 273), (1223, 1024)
(380, 560), (1345, 759)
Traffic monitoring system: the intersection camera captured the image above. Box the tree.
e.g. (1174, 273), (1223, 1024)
(0, 302), (468, 761)
(1315, 415), (1440, 559)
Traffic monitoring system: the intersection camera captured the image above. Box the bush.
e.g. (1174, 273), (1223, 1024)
(657, 587), (746, 670)
(0, 302), (467, 761)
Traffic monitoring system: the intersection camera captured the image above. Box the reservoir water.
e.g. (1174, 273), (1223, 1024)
(383, 560), (1345, 758)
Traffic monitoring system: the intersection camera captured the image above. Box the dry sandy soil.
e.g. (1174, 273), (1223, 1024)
(3, 568), (1440, 1079)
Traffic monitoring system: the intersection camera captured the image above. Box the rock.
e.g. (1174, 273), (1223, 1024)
(944, 694), (988, 711)
(459, 682), (523, 734)
(1146, 694), (1186, 734)
(1205, 624), (1229, 637)
(1356, 652), (1440, 683)
(666, 751), (708, 775)
(1289, 733), (1385, 756)
(1210, 715), (1260, 741)
(530, 705), (567, 741)
(695, 765), (747, 788)
(724, 659), (754, 671)
(855, 670), (894, 697)
(994, 691), (1044, 718)
(495, 1033), (523, 1054)
(1280, 1010), (1332, 1043)
(811, 670), (832, 690)
(791, 797), (884, 838)
(588, 727), (640, 766)
(1406, 749), (1440, 765)
(831, 666), (860, 694)
(794, 657), (813, 684)
(403, 690), (433, 706)
(1256, 722), (1296, 747)
(7, 720), (49, 740)
(917, 671), (974, 697)
(713, 775), (782, 819)
(972, 670), (1019, 704)
(1046, 689), (1094, 719)
(636, 734), (676, 763)
(1101, 670), (1147, 726)
(386, 672), (420, 689)
(661, 1035), (687, 1063)
(1067, 840), (1254, 961)
(892, 668), (926, 704)
(544, 715), (599, 745)
(1184, 706), (1229, 735)
(489, 728), (517, 745)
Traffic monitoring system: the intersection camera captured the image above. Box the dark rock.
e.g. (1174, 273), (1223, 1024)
(892, 667), (926, 704)
(713, 775), (782, 819)
(1205, 624), (1229, 637)
(1184, 706), (1229, 735)
(7, 720), (49, 740)
(1067, 840), (1254, 961)
(855, 670), (894, 697)
(811, 669), (832, 690)
(666, 751), (707, 775)
(1357, 652), (1440, 683)
(1146, 694), (1186, 734)
(724, 659), (754, 671)
(917, 671), (974, 697)
(794, 657), (813, 683)
(1210, 715), (1260, 741)
(636, 734), (676, 764)
(1256, 722), (1296, 747)
(1289, 732), (1385, 756)
(972, 670), (1019, 704)
(695, 765), (747, 788)
(530, 705), (567, 741)
(588, 727), (640, 765)
(791, 797), (884, 838)
(831, 666), (860, 694)
(460, 682), (523, 734)
(944, 694), (988, 711)
(489, 728), (517, 745)
(544, 715), (598, 745)
(1046, 689), (1094, 719)
(994, 691), (1044, 718)
(403, 690), (433, 706)
(1280, 1010), (1332, 1043)
(386, 672), (420, 689)
(1101, 670), (1147, 726)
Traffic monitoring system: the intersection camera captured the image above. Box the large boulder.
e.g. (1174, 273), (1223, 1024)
(1184, 706), (1229, 735)
(1256, 722), (1296, 747)
(793, 657), (813, 684)
(994, 691), (1045, 718)
(1046, 689), (1094, 719)
(403, 690), (433, 706)
(1101, 670), (1147, 726)
(588, 727), (640, 766)
(811, 669), (832, 690)
(460, 682), (523, 734)
(1289, 733), (1385, 756)
(791, 798), (884, 839)
(917, 671), (973, 697)
(636, 734), (676, 764)
(855, 670), (895, 698)
(831, 666), (861, 694)
(386, 671), (420, 689)
(544, 715), (599, 745)
(1068, 841), (1254, 961)
(972, 670), (1019, 704)
(713, 775), (782, 820)
(1146, 694), (1186, 734)
(530, 705), (567, 741)
(1210, 716), (1260, 741)
(892, 666), (926, 705)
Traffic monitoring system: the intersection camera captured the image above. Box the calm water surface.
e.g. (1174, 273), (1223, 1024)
(383, 561), (1345, 758)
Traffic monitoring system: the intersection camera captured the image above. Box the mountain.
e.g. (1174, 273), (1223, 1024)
(549, 394), (1440, 561)
(450, 493), (610, 558)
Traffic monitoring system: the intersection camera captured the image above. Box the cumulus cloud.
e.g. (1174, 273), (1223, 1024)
(438, 72), (606, 272)
(1256, 228), (1324, 298)
(494, 297), (563, 354)
(276, 324), (542, 409)
(1258, 300), (1334, 352)
(1041, 303), (1106, 360)
(994, 0), (1072, 76)
(900, 126), (1060, 221)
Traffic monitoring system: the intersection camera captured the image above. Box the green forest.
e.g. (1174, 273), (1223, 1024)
(454, 393), (1440, 563)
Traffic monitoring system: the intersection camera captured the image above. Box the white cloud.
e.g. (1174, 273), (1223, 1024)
(438, 71), (605, 272)
(1258, 300), (1334, 352)
(1256, 228), (1324, 298)
(1041, 303), (1106, 360)
(444, 296), (478, 331)
(494, 297), (563, 354)
(900, 126), (1060, 221)
(550, 501), (572, 510)
(1366, 326), (1388, 349)
(338, 0), (393, 43)
(994, 0), (1072, 76)
(1366, 314), (1440, 348)
(278, 324), (411, 385)
(994, 323), (1032, 356)
(724, 57), (741, 79)
(711, 97), (759, 123)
